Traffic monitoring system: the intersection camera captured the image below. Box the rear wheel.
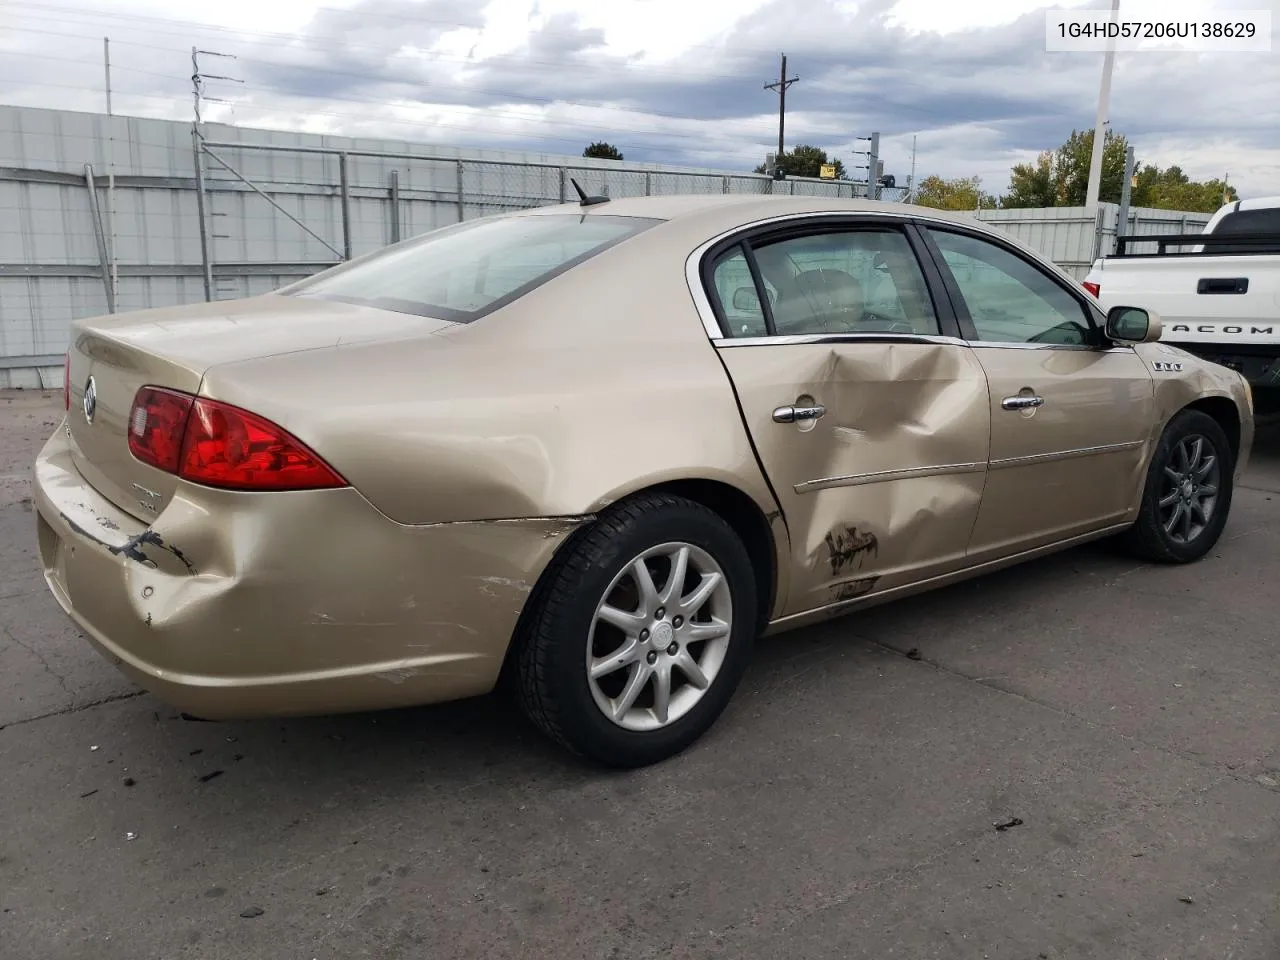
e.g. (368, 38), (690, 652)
(1122, 409), (1233, 563)
(514, 493), (757, 768)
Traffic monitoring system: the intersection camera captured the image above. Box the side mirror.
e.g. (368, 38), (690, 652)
(732, 286), (761, 311)
(1105, 306), (1162, 344)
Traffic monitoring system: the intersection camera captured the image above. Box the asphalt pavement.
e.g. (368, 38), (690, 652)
(2, 386), (1279, 960)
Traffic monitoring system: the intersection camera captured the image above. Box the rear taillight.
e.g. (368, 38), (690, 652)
(63, 353), (70, 411)
(1082, 281), (1101, 298)
(128, 387), (194, 473)
(127, 387), (347, 492)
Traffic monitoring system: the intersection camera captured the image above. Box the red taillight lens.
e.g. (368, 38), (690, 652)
(63, 353), (70, 411)
(1082, 281), (1101, 298)
(128, 386), (195, 473)
(126, 388), (347, 492)
(178, 397), (347, 491)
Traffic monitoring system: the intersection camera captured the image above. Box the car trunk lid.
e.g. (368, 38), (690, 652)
(65, 294), (453, 521)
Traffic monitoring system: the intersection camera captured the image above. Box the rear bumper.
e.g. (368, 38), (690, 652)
(32, 423), (585, 719)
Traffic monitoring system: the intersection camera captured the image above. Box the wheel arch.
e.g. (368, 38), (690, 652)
(1181, 395), (1242, 465)
(496, 475), (788, 699)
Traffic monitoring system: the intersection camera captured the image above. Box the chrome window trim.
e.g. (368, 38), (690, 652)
(968, 341), (1136, 354)
(989, 439), (1146, 470)
(714, 332), (969, 349)
(684, 208), (1099, 346)
(794, 461), (987, 494)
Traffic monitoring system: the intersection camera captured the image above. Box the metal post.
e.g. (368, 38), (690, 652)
(83, 164), (117, 314)
(1115, 143), (1135, 253)
(338, 152), (352, 260)
(191, 124), (213, 302)
(1092, 205), (1106, 261)
(455, 160), (465, 222)
(103, 37), (118, 312)
(722, 176), (729, 194)
(559, 166), (567, 202)
(644, 171), (651, 196)
(868, 132), (880, 200)
(1085, 0), (1120, 210)
(907, 134), (917, 203)
(388, 169), (401, 244)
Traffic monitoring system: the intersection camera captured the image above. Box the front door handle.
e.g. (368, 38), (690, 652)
(1001, 395), (1045, 411)
(773, 403), (826, 424)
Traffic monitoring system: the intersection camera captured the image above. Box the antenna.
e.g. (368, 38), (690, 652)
(569, 177), (610, 206)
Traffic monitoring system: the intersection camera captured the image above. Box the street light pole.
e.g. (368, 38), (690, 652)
(1084, 0), (1120, 210)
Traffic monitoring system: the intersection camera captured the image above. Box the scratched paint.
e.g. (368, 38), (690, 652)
(824, 526), (878, 576)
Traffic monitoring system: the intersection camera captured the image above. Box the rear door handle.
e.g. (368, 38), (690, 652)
(773, 403), (826, 424)
(1001, 395), (1044, 411)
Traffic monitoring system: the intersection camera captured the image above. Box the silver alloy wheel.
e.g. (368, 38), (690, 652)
(1158, 434), (1221, 544)
(587, 541), (733, 732)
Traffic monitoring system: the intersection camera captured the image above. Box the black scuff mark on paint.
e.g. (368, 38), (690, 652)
(825, 526), (878, 576)
(59, 513), (197, 575)
(830, 576), (879, 603)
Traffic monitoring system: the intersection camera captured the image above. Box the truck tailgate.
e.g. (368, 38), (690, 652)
(1093, 255), (1280, 346)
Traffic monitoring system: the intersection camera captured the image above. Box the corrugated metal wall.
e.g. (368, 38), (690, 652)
(1, 104), (1212, 387)
(977, 204), (1212, 279)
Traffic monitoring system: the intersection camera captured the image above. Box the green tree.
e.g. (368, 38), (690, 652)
(912, 174), (998, 210)
(1002, 151), (1057, 208)
(583, 141), (624, 161)
(754, 144), (846, 179)
(1132, 164), (1237, 213)
(1001, 129), (1235, 212)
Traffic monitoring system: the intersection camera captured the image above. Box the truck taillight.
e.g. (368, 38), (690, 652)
(127, 387), (347, 492)
(1082, 281), (1101, 298)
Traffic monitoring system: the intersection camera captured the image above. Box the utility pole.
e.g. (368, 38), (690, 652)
(190, 47), (241, 302)
(103, 37), (117, 312)
(868, 131), (880, 200)
(907, 134), (917, 202)
(764, 53), (799, 178)
(851, 133), (879, 198)
(1084, 0), (1120, 210)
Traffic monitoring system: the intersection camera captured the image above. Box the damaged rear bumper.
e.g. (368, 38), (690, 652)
(32, 425), (585, 719)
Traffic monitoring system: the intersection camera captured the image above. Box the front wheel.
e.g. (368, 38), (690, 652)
(1121, 409), (1234, 563)
(513, 493), (757, 768)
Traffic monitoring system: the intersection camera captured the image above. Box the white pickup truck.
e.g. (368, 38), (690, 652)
(1084, 197), (1280, 399)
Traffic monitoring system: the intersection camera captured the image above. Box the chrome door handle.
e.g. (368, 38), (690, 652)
(1001, 395), (1045, 411)
(773, 403), (826, 424)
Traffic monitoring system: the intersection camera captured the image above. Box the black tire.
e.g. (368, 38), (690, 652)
(514, 493), (757, 768)
(1121, 409), (1234, 563)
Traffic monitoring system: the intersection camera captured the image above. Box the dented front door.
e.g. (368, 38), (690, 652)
(716, 340), (991, 617)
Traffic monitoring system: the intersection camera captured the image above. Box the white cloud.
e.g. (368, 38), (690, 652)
(1, 0), (1277, 199)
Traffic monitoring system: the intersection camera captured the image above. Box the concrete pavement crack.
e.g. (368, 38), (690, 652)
(2, 623), (72, 696)
(860, 635), (1268, 795)
(0, 690), (146, 731)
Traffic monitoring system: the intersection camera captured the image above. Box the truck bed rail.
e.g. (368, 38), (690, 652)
(1113, 233), (1280, 258)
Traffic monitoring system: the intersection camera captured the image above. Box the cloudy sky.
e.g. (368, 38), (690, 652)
(2, 0), (1278, 197)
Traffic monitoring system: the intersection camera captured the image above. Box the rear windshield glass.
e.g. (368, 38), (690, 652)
(284, 214), (659, 322)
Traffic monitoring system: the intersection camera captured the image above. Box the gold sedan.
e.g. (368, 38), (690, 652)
(33, 194), (1254, 767)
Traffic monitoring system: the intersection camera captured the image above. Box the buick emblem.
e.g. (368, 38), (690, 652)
(82, 375), (97, 423)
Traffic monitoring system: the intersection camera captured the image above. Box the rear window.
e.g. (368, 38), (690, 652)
(284, 213), (659, 322)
